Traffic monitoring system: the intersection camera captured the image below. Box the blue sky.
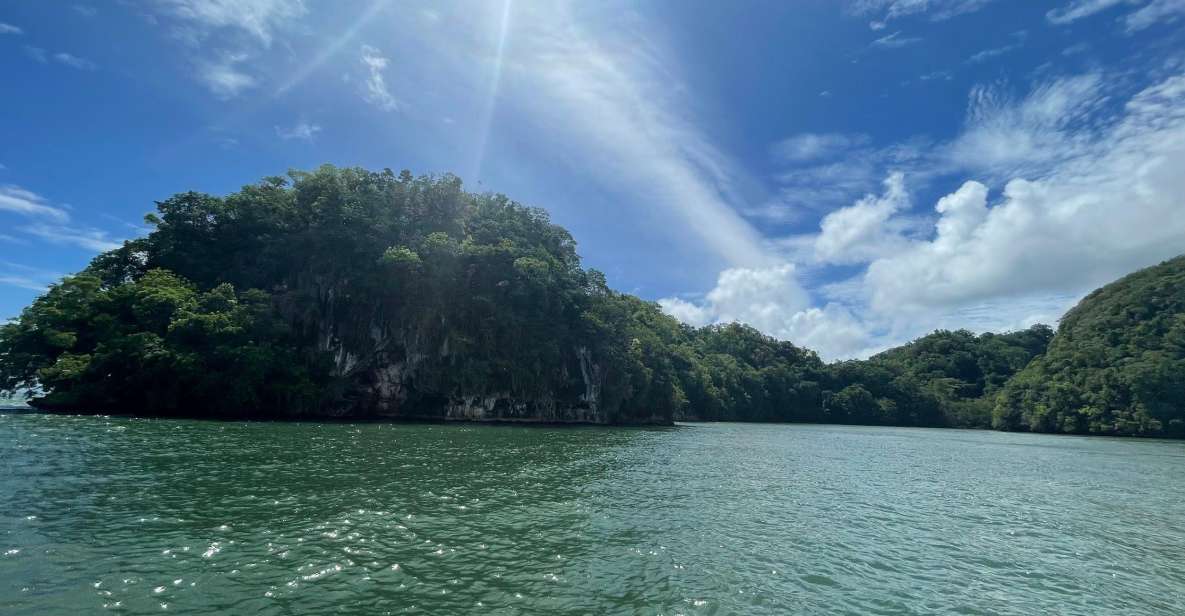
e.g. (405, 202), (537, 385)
(2, 0), (1184, 359)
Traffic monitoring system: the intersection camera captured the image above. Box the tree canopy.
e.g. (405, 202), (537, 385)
(1, 166), (1180, 434)
(994, 256), (1185, 436)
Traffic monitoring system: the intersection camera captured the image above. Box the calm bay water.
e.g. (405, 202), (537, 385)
(2, 412), (1184, 614)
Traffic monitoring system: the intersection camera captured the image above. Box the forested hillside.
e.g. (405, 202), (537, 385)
(994, 256), (1185, 436)
(0, 166), (1181, 434)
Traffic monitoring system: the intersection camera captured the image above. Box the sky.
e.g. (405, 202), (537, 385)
(1, 0), (1184, 360)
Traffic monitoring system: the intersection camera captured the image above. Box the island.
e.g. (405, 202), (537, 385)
(1, 166), (1182, 436)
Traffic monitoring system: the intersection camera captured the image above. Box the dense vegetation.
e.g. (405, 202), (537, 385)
(865, 326), (1054, 428)
(994, 256), (1185, 436)
(0, 166), (1181, 434)
(0, 167), (680, 423)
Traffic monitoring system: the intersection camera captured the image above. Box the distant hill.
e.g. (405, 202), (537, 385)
(994, 255), (1185, 436)
(866, 326), (1053, 428)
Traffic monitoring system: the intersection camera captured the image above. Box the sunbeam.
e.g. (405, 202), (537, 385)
(468, 0), (514, 183)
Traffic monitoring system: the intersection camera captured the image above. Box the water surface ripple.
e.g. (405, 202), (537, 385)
(2, 412), (1184, 614)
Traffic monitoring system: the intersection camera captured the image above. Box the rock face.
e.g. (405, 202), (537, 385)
(316, 314), (666, 425)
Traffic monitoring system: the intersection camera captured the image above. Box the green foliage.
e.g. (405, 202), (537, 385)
(0, 166), (691, 422)
(994, 256), (1185, 436)
(0, 270), (326, 416)
(1, 164), (1177, 433)
(867, 326), (1054, 427)
(380, 246), (422, 268)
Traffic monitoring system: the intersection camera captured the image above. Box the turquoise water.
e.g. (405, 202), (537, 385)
(2, 411), (1184, 614)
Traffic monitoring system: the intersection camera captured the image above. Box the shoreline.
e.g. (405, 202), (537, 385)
(6, 407), (1181, 439)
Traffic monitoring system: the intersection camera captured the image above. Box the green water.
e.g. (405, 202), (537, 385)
(2, 412), (1184, 615)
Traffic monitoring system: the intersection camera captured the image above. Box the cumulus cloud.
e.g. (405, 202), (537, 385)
(813, 173), (918, 265)
(769, 136), (933, 217)
(847, 72), (1185, 320)
(360, 45), (399, 111)
(275, 121), (322, 140)
(659, 264), (880, 361)
(659, 265), (810, 327)
(774, 74), (1115, 216)
(670, 69), (1185, 360)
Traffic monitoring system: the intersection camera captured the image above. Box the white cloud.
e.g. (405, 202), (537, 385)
(150, 1), (306, 98)
(74, 5), (98, 18)
(771, 133), (870, 162)
(814, 172), (917, 265)
(946, 73), (1110, 179)
(24, 46), (98, 70)
(360, 45), (399, 111)
(0, 262), (62, 292)
(919, 70), (952, 81)
(771, 137), (933, 215)
(53, 52), (97, 70)
(155, 0), (306, 46)
(432, 2), (770, 268)
(773, 75), (1114, 209)
(871, 31), (922, 48)
(967, 44), (1019, 64)
(660, 265), (811, 329)
(0, 276), (50, 292)
(850, 0), (996, 25)
(672, 70), (1185, 360)
(657, 296), (713, 327)
(658, 264), (809, 328)
(20, 224), (121, 252)
(1046, 0), (1128, 24)
(847, 72), (1185, 319)
(0, 186), (121, 253)
(199, 54), (255, 98)
(275, 122), (322, 140)
(0, 22), (21, 35)
(0, 186), (70, 222)
(1124, 0), (1185, 31)
(659, 264), (880, 360)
